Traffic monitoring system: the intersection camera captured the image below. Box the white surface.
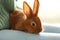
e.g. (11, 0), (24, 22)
(0, 30), (60, 40)
(43, 23), (60, 33)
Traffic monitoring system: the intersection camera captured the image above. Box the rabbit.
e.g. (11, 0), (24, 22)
(9, 0), (42, 34)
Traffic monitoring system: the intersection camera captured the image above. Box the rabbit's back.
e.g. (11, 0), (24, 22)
(10, 10), (25, 29)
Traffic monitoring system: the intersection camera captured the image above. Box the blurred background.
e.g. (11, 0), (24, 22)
(15, 0), (60, 24)
(1, 0), (60, 24)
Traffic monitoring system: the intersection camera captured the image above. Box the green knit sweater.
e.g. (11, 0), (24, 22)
(0, 4), (9, 29)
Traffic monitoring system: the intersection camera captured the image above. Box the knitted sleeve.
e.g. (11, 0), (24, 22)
(0, 4), (9, 29)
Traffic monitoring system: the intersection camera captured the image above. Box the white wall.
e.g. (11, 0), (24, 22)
(16, 0), (60, 24)
(39, 0), (60, 23)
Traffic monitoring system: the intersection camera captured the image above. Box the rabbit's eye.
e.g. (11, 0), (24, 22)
(31, 21), (36, 27)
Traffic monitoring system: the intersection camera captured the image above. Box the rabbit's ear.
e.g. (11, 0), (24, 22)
(23, 1), (32, 18)
(33, 0), (39, 16)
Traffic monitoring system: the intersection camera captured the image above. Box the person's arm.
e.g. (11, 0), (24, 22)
(1, 0), (14, 13)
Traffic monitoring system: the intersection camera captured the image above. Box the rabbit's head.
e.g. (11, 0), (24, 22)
(10, 0), (42, 34)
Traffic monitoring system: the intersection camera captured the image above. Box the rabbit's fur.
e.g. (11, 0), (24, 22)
(10, 0), (42, 34)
